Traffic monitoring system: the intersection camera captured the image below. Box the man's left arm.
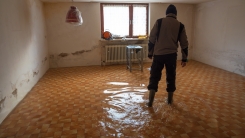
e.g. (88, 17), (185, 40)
(179, 24), (189, 67)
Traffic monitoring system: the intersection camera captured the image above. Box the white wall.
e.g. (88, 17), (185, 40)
(149, 3), (194, 60)
(0, 0), (49, 123)
(193, 0), (245, 76)
(45, 3), (194, 68)
(44, 3), (101, 68)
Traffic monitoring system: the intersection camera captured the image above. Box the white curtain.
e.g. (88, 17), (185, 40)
(103, 5), (129, 37)
(133, 5), (147, 36)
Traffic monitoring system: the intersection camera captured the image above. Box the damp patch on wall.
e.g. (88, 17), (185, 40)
(12, 88), (18, 98)
(42, 56), (48, 64)
(49, 45), (100, 67)
(50, 55), (55, 59)
(55, 45), (100, 58)
(72, 50), (91, 55)
(19, 72), (31, 87)
(58, 53), (69, 57)
(10, 71), (32, 90)
(0, 96), (6, 113)
(71, 45), (100, 56)
(33, 70), (39, 77)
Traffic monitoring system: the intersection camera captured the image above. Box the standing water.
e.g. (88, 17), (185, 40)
(98, 85), (218, 137)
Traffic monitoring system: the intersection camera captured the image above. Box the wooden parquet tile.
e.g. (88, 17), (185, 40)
(0, 60), (245, 138)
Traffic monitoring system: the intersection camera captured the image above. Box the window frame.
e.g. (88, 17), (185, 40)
(100, 3), (149, 38)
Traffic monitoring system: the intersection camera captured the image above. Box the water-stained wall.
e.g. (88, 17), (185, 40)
(45, 3), (194, 68)
(44, 2), (101, 68)
(193, 0), (245, 76)
(0, 0), (49, 123)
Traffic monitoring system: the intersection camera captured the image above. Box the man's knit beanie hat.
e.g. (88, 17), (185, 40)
(166, 4), (177, 15)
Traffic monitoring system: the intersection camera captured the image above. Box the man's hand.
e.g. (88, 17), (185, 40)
(181, 61), (186, 67)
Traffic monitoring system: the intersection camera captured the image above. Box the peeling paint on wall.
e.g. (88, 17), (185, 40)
(19, 72), (31, 87)
(10, 71), (32, 90)
(32, 63), (40, 78)
(72, 50), (90, 55)
(11, 82), (17, 92)
(33, 70), (39, 77)
(49, 45), (101, 68)
(58, 53), (69, 57)
(0, 97), (6, 113)
(71, 45), (99, 56)
(42, 56), (48, 63)
(12, 88), (17, 98)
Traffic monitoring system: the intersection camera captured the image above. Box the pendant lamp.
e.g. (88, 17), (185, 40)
(66, 1), (83, 26)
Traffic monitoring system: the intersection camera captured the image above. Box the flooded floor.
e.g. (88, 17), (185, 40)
(0, 60), (245, 138)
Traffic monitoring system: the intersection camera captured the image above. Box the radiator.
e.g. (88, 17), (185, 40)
(105, 44), (148, 63)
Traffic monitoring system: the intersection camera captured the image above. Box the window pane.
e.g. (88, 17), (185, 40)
(133, 6), (147, 36)
(103, 5), (129, 37)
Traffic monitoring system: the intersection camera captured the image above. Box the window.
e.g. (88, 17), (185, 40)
(101, 3), (148, 38)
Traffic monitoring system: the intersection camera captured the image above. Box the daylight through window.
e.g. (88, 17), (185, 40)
(101, 3), (148, 38)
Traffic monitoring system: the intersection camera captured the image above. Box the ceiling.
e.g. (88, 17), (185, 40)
(40, 0), (215, 4)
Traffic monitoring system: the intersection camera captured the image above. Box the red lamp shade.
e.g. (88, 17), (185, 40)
(66, 6), (83, 26)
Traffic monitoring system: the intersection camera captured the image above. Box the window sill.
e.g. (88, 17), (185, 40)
(100, 38), (148, 41)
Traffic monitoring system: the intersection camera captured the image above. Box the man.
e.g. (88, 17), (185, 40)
(147, 4), (188, 107)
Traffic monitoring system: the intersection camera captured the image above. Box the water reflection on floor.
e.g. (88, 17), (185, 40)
(101, 86), (218, 138)
(0, 61), (244, 138)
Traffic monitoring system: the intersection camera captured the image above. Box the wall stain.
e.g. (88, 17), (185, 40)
(19, 72), (30, 87)
(72, 50), (91, 55)
(58, 53), (69, 57)
(71, 45), (100, 56)
(12, 89), (17, 98)
(33, 70), (39, 77)
(49, 55), (55, 59)
(0, 97), (6, 112)
(42, 56), (48, 63)
(49, 54), (59, 68)
(11, 83), (17, 91)
(50, 45), (100, 67)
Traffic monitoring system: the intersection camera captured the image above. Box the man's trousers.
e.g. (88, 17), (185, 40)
(147, 53), (177, 92)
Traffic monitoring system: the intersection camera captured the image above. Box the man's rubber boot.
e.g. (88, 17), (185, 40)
(147, 90), (156, 107)
(167, 92), (174, 104)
